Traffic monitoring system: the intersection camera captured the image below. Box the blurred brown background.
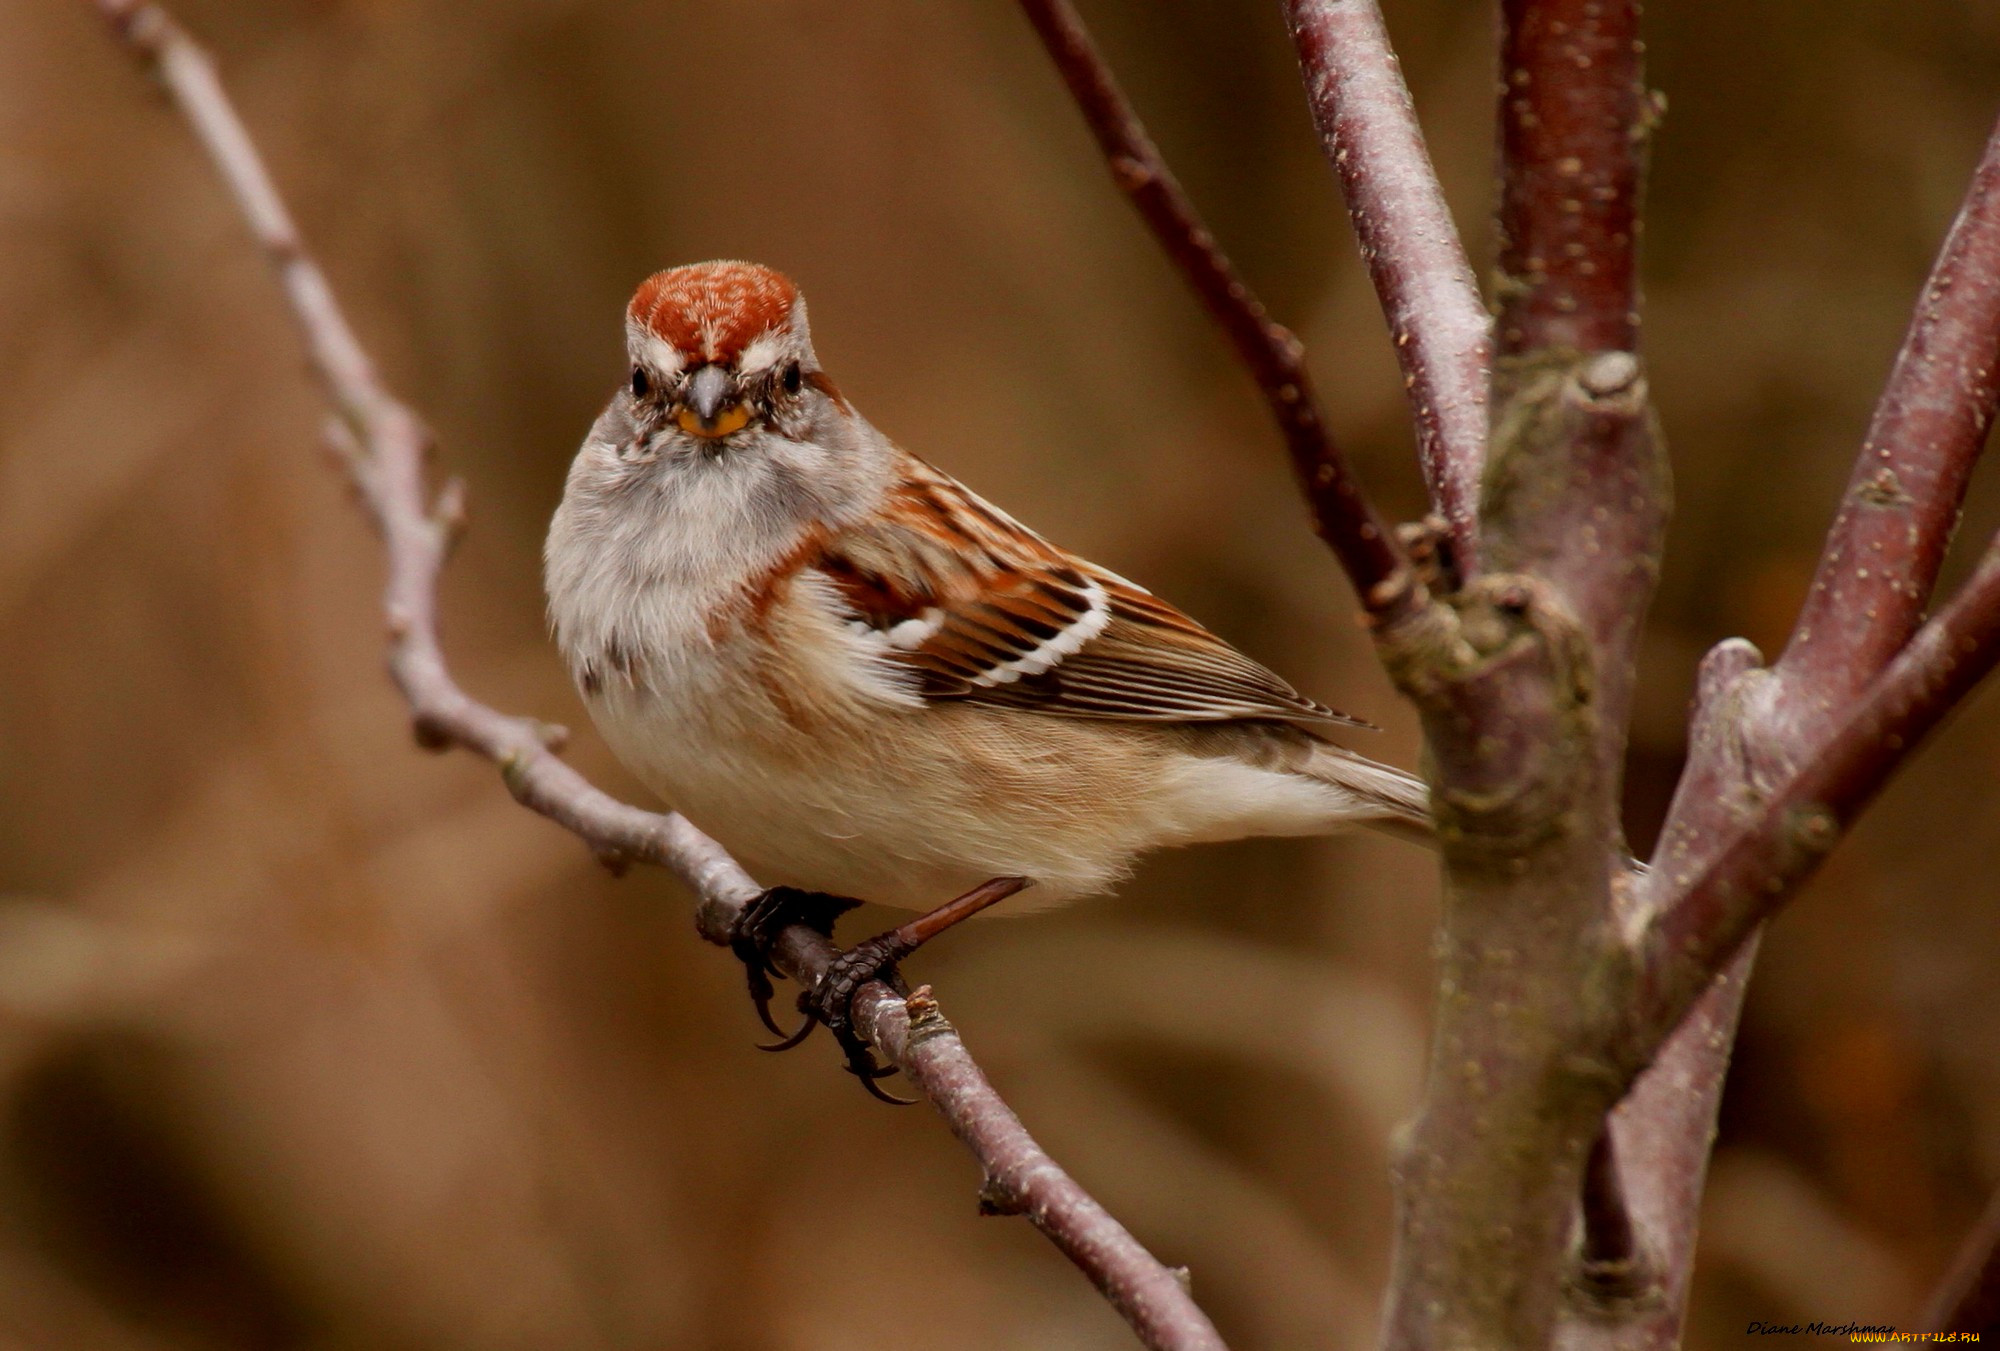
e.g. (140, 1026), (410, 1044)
(2, 1), (1998, 1347)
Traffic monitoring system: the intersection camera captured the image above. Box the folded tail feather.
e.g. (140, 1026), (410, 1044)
(1302, 742), (1433, 846)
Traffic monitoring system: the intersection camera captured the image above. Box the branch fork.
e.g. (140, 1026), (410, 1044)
(1029, 0), (2000, 1342)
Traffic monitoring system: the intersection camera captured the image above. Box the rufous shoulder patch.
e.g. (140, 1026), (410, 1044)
(627, 261), (798, 365)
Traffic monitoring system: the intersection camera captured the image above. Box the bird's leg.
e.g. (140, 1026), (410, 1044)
(727, 886), (863, 1040)
(783, 876), (1032, 1104)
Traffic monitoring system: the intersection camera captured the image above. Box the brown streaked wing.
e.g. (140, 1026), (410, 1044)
(815, 527), (1109, 698)
(961, 570), (1375, 728)
(813, 459), (1373, 729)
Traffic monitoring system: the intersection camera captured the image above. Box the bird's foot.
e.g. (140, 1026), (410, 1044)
(748, 876), (1033, 1105)
(798, 936), (920, 1104)
(727, 886), (862, 1041)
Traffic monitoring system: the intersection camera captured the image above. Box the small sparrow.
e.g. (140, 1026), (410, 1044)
(546, 262), (1428, 1086)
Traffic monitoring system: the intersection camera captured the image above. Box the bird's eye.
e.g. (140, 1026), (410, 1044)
(781, 362), (802, 395)
(630, 367), (650, 399)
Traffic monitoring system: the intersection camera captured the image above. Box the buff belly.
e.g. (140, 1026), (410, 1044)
(584, 682), (1353, 913)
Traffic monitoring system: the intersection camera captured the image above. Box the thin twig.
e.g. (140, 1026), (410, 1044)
(1285, 0), (1490, 573)
(1776, 114), (2000, 697)
(1636, 528), (2000, 1057)
(1015, 0), (1419, 623)
(1921, 1185), (2000, 1335)
(89, 5), (1226, 1347)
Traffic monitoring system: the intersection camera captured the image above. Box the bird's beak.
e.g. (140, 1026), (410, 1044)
(675, 364), (750, 438)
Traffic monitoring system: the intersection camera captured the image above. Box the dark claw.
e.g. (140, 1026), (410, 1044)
(734, 877), (1032, 1106)
(726, 887), (860, 1038)
(858, 1075), (918, 1107)
(757, 1007), (817, 1053)
(808, 936), (917, 1105)
(745, 967), (788, 1040)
